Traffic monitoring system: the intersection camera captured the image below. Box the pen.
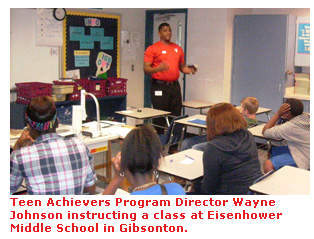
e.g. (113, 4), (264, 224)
(185, 155), (195, 161)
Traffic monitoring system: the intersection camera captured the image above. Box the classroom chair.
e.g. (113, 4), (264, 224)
(158, 115), (188, 155)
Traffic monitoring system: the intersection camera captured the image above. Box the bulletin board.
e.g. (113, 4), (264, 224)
(63, 11), (120, 79)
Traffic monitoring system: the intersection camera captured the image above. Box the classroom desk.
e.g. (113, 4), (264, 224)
(248, 123), (284, 151)
(256, 107), (272, 120)
(182, 100), (215, 114)
(175, 115), (282, 146)
(174, 114), (207, 136)
(174, 114), (207, 128)
(10, 126), (121, 183)
(248, 123), (283, 142)
(81, 134), (119, 182)
(115, 107), (171, 126)
(158, 149), (204, 181)
(249, 166), (310, 195)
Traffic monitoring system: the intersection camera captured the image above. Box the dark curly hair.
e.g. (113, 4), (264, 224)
(120, 124), (163, 175)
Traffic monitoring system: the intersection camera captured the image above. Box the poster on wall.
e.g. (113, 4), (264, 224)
(37, 8), (63, 47)
(295, 16), (310, 67)
(64, 11), (120, 78)
(297, 23), (310, 54)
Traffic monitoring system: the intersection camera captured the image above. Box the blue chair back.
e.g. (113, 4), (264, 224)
(159, 115), (188, 154)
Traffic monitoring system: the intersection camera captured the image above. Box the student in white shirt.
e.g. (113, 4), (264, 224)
(262, 98), (310, 173)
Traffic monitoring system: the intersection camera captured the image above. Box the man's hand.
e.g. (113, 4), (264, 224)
(156, 61), (169, 72)
(188, 65), (197, 74)
(143, 61), (169, 75)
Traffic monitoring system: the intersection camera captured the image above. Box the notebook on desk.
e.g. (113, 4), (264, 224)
(188, 119), (206, 125)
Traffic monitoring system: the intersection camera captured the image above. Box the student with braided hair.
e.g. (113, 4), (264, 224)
(10, 96), (96, 195)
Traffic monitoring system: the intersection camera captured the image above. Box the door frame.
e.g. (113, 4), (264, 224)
(144, 9), (188, 108)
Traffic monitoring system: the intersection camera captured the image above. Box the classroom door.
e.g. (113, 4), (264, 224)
(231, 15), (296, 121)
(144, 9), (188, 108)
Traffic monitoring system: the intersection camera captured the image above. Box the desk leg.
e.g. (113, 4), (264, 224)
(266, 113), (271, 121)
(94, 142), (112, 184)
(165, 116), (170, 127)
(105, 141), (112, 182)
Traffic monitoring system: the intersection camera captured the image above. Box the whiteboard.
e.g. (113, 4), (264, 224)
(295, 16), (310, 67)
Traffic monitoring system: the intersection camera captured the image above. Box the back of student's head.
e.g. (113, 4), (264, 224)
(284, 98), (304, 117)
(25, 96), (58, 132)
(241, 97), (259, 114)
(120, 124), (163, 175)
(206, 103), (248, 141)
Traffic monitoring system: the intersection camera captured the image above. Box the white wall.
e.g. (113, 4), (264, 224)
(10, 9), (60, 89)
(252, 8), (310, 16)
(10, 8), (310, 112)
(183, 8), (252, 118)
(185, 9), (227, 105)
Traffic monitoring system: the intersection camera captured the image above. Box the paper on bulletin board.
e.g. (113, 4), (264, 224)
(95, 52), (112, 76)
(74, 50), (90, 67)
(66, 69), (80, 79)
(36, 8), (63, 47)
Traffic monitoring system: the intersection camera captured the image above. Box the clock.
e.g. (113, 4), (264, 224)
(53, 8), (66, 21)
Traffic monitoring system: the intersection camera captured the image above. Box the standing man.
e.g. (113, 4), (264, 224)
(144, 22), (197, 131)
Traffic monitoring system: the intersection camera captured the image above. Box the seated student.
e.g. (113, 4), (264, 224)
(181, 96), (259, 152)
(239, 96), (259, 127)
(262, 98), (310, 173)
(10, 96), (96, 195)
(201, 103), (262, 195)
(102, 125), (185, 195)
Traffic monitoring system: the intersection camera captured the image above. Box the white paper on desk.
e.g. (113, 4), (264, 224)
(179, 157), (195, 165)
(101, 121), (125, 126)
(82, 121), (111, 129)
(102, 127), (132, 138)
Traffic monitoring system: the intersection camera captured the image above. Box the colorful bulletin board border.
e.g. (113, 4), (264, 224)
(63, 11), (120, 78)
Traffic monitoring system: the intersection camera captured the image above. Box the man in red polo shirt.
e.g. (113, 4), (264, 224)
(144, 22), (197, 131)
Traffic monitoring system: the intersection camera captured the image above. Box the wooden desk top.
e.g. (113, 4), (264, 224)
(115, 108), (171, 119)
(158, 149), (204, 180)
(249, 166), (310, 195)
(183, 100), (215, 109)
(174, 114), (207, 129)
(256, 107), (272, 115)
(248, 123), (283, 142)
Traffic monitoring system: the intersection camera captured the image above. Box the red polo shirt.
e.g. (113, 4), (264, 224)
(144, 41), (185, 82)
